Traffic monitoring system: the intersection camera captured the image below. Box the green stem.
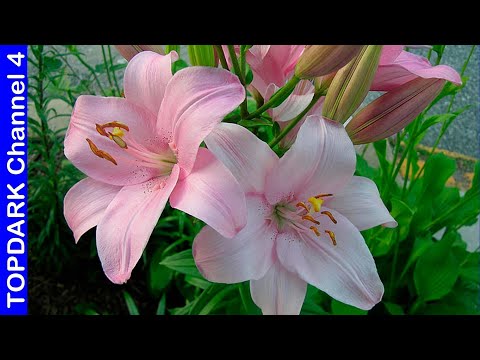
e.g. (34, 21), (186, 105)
(268, 92), (322, 148)
(214, 45), (229, 71)
(410, 45), (476, 187)
(108, 45), (121, 95)
(101, 45), (114, 90)
(226, 45), (249, 119)
(73, 51), (107, 96)
(387, 228), (401, 299)
(247, 76), (301, 119)
(401, 120), (421, 197)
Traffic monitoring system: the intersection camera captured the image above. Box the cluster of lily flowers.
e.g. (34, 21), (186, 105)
(63, 45), (461, 315)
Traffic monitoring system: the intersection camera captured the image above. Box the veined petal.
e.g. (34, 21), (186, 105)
(96, 166), (180, 284)
(124, 51), (178, 116)
(266, 80), (315, 122)
(205, 123), (278, 194)
(170, 148), (246, 239)
(156, 67), (245, 175)
(373, 50), (461, 91)
(64, 95), (162, 186)
(64, 178), (121, 243)
(276, 208), (384, 310)
(379, 45), (404, 65)
(193, 194), (276, 283)
(265, 115), (356, 205)
(250, 260), (307, 315)
(325, 176), (397, 231)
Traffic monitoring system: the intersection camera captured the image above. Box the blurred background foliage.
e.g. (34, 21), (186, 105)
(28, 45), (479, 315)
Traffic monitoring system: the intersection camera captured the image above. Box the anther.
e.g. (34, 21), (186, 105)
(308, 197), (324, 212)
(98, 150), (118, 166)
(325, 230), (337, 246)
(95, 124), (108, 137)
(296, 202), (310, 212)
(302, 215), (320, 225)
(310, 226), (321, 237)
(86, 138), (100, 155)
(315, 193), (333, 198)
(100, 121), (130, 132)
(321, 211), (337, 224)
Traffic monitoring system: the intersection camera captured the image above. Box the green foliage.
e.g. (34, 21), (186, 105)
(29, 45), (479, 315)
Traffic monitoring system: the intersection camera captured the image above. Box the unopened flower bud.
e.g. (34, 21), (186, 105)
(346, 77), (445, 144)
(322, 45), (383, 123)
(115, 45), (164, 61)
(314, 72), (336, 95)
(295, 45), (363, 79)
(188, 45), (217, 67)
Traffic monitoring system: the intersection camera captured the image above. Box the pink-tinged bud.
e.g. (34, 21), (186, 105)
(314, 71), (336, 95)
(346, 77), (446, 144)
(295, 45), (363, 79)
(322, 45), (383, 123)
(115, 45), (165, 61)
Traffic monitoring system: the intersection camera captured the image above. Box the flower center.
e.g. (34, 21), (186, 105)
(85, 121), (177, 175)
(270, 193), (338, 246)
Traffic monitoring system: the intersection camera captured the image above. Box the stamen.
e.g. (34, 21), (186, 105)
(310, 226), (321, 237)
(95, 124), (108, 137)
(97, 150), (118, 166)
(302, 215), (320, 225)
(321, 211), (337, 224)
(296, 202), (310, 212)
(315, 193), (333, 198)
(85, 138), (118, 165)
(325, 230), (337, 246)
(308, 197), (323, 212)
(100, 121), (130, 132)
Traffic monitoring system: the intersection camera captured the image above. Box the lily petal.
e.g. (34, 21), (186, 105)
(170, 148), (247, 239)
(124, 51), (178, 116)
(265, 115), (356, 205)
(276, 208), (384, 310)
(96, 165), (180, 284)
(157, 67), (245, 175)
(64, 178), (121, 243)
(325, 176), (398, 231)
(193, 194), (276, 283)
(205, 123), (278, 194)
(373, 50), (461, 91)
(65, 95), (162, 186)
(379, 45), (404, 65)
(250, 260), (307, 315)
(266, 80), (315, 122)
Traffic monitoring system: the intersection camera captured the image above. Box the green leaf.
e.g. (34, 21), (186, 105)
(156, 293), (166, 315)
(188, 284), (236, 315)
(355, 152), (378, 179)
(373, 140), (390, 177)
(331, 299), (367, 315)
(149, 249), (173, 296)
(420, 153), (456, 201)
(383, 302), (405, 315)
(390, 198), (414, 242)
(414, 236), (461, 301)
(160, 249), (203, 277)
(301, 300), (329, 315)
(123, 291), (140, 315)
(238, 118), (273, 128)
(172, 59), (189, 74)
(238, 282), (261, 315)
(44, 56), (63, 72)
(185, 275), (211, 289)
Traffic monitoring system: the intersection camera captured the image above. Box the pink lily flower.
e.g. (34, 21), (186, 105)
(195, 115), (397, 314)
(223, 45), (305, 98)
(372, 45), (462, 91)
(63, 51), (247, 284)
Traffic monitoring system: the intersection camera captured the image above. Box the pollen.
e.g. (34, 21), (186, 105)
(112, 127), (125, 137)
(302, 214), (320, 225)
(308, 197), (323, 212)
(321, 211), (337, 224)
(310, 226), (321, 237)
(325, 230), (337, 246)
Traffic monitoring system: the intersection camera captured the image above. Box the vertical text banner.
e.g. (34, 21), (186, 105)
(0, 45), (28, 315)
